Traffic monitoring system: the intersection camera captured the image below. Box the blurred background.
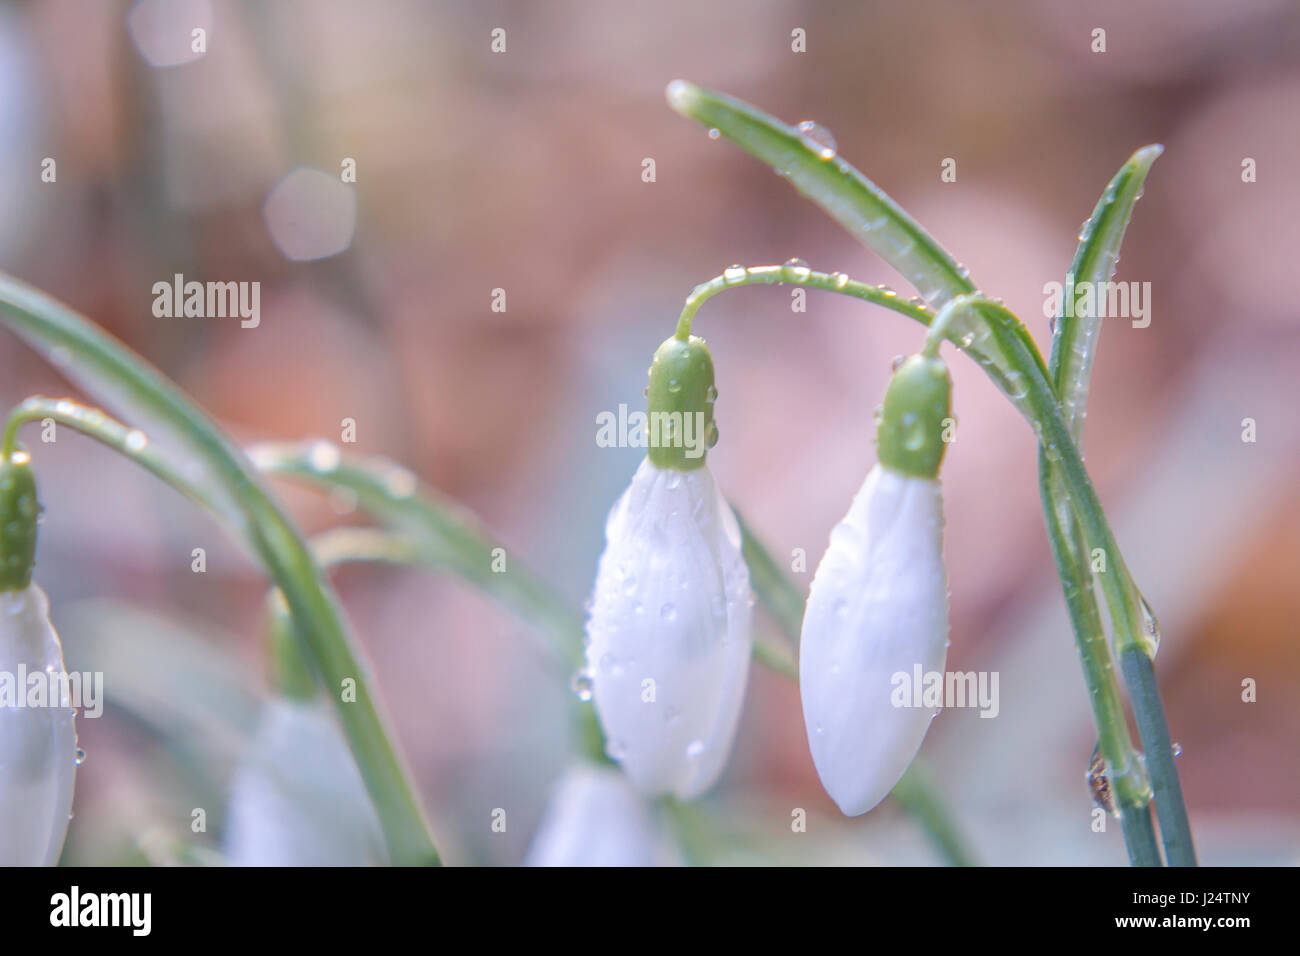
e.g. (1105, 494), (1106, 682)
(0, 0), (1297, 865)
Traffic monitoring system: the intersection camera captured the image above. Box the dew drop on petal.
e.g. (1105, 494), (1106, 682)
(569, 670), (594, 702)
(124, 430), (148, 454)
(74, 748), (86, 766)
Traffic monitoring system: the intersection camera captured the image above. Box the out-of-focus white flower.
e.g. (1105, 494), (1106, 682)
(584, 334), (752, 800)
(223, 698), (386, 866)
(525, 764), (680, 867)
(800, 355), (952, 816)
(0, 583), (78, 866)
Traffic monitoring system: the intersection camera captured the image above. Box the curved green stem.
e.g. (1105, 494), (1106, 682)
(0, 276), (440, 866)
(675, 263), (933, 340)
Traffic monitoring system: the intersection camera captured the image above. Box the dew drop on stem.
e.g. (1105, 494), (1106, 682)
(796, 121), (837, 160)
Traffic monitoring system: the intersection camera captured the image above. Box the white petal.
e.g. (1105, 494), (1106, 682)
(223, 698), (386, 866)
(0, 584), (77, 866)
(799, 464), (949, 816)
(585, 458), (752, 800)
(525, 764), (679, 866)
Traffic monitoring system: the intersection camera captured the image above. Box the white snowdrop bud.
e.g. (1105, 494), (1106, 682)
(800, 356), (952, 816)
(0, 584), (78, 866)
(584, 335), (752, 800)
(525, 764), (680, 866)
(223, 698), (386, 866)
(0, 451), (77, 867)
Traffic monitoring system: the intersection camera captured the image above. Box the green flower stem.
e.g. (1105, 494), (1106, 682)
(925, 296), (1153, 807)
(1038, 464), (1160, 865)
(2, 396), (213, 511)
(0, 276), (440, 866)
(676, 263), (933, 340)
(1120, 646), (1196, 865)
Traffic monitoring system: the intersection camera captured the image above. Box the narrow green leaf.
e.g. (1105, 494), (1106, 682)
(248, 440), (585, 670)
(0, 272), (441, 866)
(1050, 145), (1163, 445)
(667, 80), (976, 309)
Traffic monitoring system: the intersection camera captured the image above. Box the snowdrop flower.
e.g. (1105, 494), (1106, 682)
(0, 451), (77, 866)
(223, 598), (385, 866)
(525, 764), (680, 866)
(800, 355), (952, 816)
(224, 696), (386, 866)
(584, 334), (752, 800)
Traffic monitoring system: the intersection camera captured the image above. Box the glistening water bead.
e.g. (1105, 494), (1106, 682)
(796, 121), (837, 160)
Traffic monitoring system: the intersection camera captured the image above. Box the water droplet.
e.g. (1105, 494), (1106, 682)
(569, 670), (593, 702)
(705, 385), (718, 403)
(723, 263), (746, 284)
(782, 257), (812, 282)
(384, 467), (417, 499)
(705, 422), (719, 448)
(55, 400), (75, 416)
(667, 378), (682, 394)
(707, 128), (720, 140)
(830, 271), (850, 290)
(891, 355), (906, 372)
(796, 120), (837, 159)
(308, 441), (340, 473)
(1138, 595), (1162, 658)
(1172, 742), (1182, 757)
(686, 739), (705, 759)
(124, 430), (148, 454)
(660, 602), (677, 622)
(74, 748), (87, 766)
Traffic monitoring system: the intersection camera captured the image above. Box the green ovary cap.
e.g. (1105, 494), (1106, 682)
(877, 355), (953, 479)
(646, 334), (718, 471)
(0, 450), (39, 592)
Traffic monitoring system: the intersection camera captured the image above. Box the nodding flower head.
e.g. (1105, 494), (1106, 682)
(525, 764), (680, 867)
(0, 450), (78, 866)
(583, 334), (752, 800)
(223, 593), (386, 866)
(800, 355), (952, 816)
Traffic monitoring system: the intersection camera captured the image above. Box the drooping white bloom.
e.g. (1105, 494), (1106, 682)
(0, 584), (78, 866)
(584, 457), (753, 800)
(800, 463), (949, 816)
(525, 764), (680, 867)
(223, 698), (386, 866)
